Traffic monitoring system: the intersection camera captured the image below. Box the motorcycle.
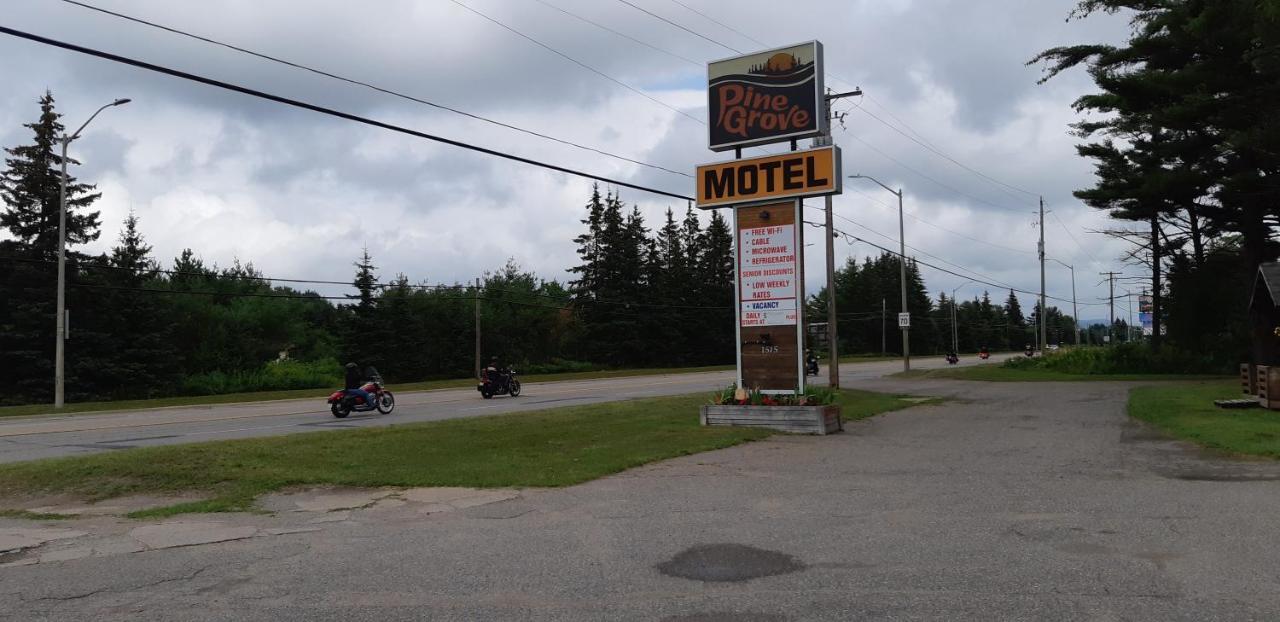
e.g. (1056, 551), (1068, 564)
(978, 351), (990, 360)
(804, 356), (819, 376)
(1024, 349), (1035, 358)
(327, 367), (395, 418)
(946, 353), (959, 365)
(478, 367), (521, 399)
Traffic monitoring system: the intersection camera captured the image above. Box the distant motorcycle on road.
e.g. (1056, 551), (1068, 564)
(946, 352), (959, 365)
(327, 367), (395, 418)
(478, 367), (521, 399)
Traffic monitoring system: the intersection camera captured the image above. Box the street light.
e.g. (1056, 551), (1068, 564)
(55, 97), (131, 408)
(950, 280), (977, 355)
(1046, 257), (1078, 346)
(849, 174), (909, 372)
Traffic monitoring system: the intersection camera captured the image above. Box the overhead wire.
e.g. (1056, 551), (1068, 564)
(56, 0), (692, 179)
(0, 25), (696, 202)
(530, 0), (702, 66)
(615, 0), (740, 53)
(844, 186), (1036, 256)
(446, 0), (703, 125)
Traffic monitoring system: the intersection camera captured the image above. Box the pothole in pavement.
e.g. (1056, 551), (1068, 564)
(656, 543), (805, 583)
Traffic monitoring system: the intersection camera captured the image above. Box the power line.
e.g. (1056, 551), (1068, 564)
(845, 99), (1039, 200)
(807, 216), (1104, 308)
(838, 127), (1027, 214)
(845, 186), (1036, 256)
(447, 0), (703, 126)
(57, 0), (692, 179)
(664, 0), (770, 48)
(811, 209), (1028, 294)
(0, 25), (696, 202)
(1049, 209), (1103, 267)
(531, 0), (702, 66)
(615, 0), (740, 53)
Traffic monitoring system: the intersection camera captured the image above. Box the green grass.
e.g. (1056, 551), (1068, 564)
(0, 389), (922, 517)
(0, 364), (736, 419)
(896, 366), (1231, 382)
(1129, 380), (1280, 459)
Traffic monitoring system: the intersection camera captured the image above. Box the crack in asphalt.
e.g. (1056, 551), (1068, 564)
(26, 565), (213, 603)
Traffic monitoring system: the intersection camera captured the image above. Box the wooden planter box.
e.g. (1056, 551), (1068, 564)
(699, 404), (842, 435)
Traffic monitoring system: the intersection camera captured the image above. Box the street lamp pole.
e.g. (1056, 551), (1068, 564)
(1047, 258), (1078, 346)
(55, 97), (130, 408)
(849, 174), (908, 372)
(951, 280), (977, 355)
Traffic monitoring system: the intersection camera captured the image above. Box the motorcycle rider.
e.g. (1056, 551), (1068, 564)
(804, 349), (818, 375)
(344, 362), (376, 407)
(485, 356), (508, 391)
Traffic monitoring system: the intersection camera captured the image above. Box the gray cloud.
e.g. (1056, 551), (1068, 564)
(0, 0), (1141, 317)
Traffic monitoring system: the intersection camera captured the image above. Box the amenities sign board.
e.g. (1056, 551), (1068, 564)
(736, 201), (803, 392)
(696, 145), (841, 209)
(708, 41), (825, 151)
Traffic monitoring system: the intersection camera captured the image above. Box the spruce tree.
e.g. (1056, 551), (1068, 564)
(0, 92), (104, 403)
(0, 91), (102, 258)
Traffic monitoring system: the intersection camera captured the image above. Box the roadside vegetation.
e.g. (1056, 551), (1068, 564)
(1129, 381), (1280, 459)
(904, 344), (1231, 382)
(0, 389), (922, 518)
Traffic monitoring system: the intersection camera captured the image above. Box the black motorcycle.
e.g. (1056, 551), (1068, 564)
(946, 353), (959, 365)
(805, 355), (819, 376)
(478, 367), (521, 399)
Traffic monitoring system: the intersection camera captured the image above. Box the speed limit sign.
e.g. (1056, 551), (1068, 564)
(898, 312), (911, 328)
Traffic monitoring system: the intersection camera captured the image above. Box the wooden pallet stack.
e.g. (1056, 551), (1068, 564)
(1243, 363), (1280, 410)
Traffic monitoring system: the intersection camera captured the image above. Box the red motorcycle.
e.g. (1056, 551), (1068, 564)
(327, 367), (395, 418)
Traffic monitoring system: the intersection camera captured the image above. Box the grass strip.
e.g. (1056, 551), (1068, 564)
(0, 389), (921, 517)
(896, 366), (1231, 382)
(1128, 380), (1280, 459)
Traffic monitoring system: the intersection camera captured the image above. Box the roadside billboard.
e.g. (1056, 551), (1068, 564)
(708, 41), (825, 151)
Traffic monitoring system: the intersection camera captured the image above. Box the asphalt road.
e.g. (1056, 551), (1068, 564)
(4, 374), (1279, 620)
(0, 355), (989, 464)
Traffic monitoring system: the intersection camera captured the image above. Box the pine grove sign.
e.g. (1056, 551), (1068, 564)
(696, 40), (842, 395)
(708, 41), (826, 151)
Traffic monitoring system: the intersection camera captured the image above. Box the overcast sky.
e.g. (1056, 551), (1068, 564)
(1, 0), (1144, 325)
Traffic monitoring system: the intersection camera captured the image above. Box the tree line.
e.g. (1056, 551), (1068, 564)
(2, 92), (1077, 406)
(1032, 0), (1280, 363)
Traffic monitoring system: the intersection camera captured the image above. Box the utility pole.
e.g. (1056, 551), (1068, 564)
(1070, 265), (1078, 345)
(474, 277), (482, 380)
(1038, 197), (1047, 354)
(1099, 271), (1120, 344)
(881, 298), (886, 356)
(816, 88), (859, 389)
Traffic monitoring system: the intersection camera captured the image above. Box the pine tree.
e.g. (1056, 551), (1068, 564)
(0, 92), (105, 403)
(69, 213), (176, 399)
(0, 91), (102, 258)
(350, 247), (378, 310)
(568, 184), (605, 298)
